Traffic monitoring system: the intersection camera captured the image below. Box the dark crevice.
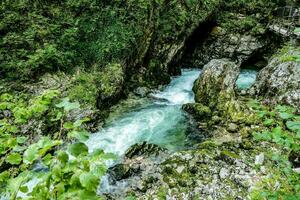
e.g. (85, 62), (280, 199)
(241, 32), (284, 69)
(168, 19), (217, 75)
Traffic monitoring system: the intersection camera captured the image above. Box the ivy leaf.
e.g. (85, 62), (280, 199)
(0, 171), (10, 183)
(6, 153), (22, 165)
(56, 98), (80, 112)
(8, 171), (29, 198)
(19, 186), (28, 193)
(68, 142), (88, 157)
(92, 165), (107, 177)
(73, 118), (90, 128)
(51, 111), (63, 121)
(78, 190), (101, 200)
(79, 172), (99, 192)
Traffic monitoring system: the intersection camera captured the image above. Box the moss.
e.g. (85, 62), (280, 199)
(182, 103), (211, 119)
(68, 71), (98, 106)
(198, 140), (218, 150)
(156, 187), (167, 200)
(220, 150), (241, 159)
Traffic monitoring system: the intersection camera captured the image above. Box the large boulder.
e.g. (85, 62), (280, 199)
(250, 55), (300, 110)
(193, 59), (239, 109)
(188, 59), (254, 123)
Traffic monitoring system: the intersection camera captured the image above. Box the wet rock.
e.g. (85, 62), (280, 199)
(125, 142), (166, 159)
(250, 52), (300, 111)
(133, 87), (150, 97)
(109, 164), (133, 181)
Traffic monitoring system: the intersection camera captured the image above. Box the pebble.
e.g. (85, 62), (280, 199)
(255, 153), (264, 165)
(219, 168), (230, 179)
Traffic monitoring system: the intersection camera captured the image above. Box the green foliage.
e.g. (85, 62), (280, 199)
(248, 100), (300, 198)
(0, 91), (116, 198)
(23, 137), (62, 164)
(278, 45), (300, 63)
(68, 72), (98, 105)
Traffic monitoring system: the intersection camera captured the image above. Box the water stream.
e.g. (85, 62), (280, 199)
(86, 68), (258, 157)
(86, 69), (202, 157)
(1, 68), (258, 199)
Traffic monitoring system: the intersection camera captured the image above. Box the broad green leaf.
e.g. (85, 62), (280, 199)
(73, 118), (90, 128)
(0, 171), (10, 183)
(56, 98), (80, 112)
(17, 136), (27, 144)
(42, 153), (53, 166)
(68, 142), (88, 157)
(63, 122), (74, 130)
(23, 144), (39, 164)
(57, 151), (69, 164)
(79, 172), (99, 192)
(19, 186), (28, 193)
(51, 112), (63, 121)
(92, 165), (107, 177)
(294, 27), (300, 33)
(68, 130), (89, 142)
(272, 127), (283, 143)
(6, 153), (22, 165)
(279, 112), (294, 120)
(78, 190), (101, 200)
(263, 119), (274, 126)
(286, 121), (300, 134)
(8, 171), (29, 198)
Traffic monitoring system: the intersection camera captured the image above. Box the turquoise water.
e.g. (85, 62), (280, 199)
(0, 68), (260, 199)
(236, 69), (258, 90)
(86, 69), (201, 156)
(86, 68), (258, 157)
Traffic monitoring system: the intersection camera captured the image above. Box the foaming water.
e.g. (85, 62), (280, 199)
(86, 69), (201, 157)
(236, 69), (258, 90)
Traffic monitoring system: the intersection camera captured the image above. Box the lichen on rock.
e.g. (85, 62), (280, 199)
(250, 49), (300, 111)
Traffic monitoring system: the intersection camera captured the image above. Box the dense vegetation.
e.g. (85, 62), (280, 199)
(0, 0), (299, 199)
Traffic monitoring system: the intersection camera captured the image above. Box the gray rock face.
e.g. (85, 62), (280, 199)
(188, 27), (264, 67)
(250, 57), (300, 110)
(193, 59), (240, 109)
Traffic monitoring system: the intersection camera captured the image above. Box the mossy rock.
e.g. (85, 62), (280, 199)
(182, 103), (212, 119)
(218, 150), (241, 164)
(96, 63), (125, 109)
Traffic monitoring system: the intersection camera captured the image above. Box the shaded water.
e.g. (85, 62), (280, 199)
(236, 69), (258, 90)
